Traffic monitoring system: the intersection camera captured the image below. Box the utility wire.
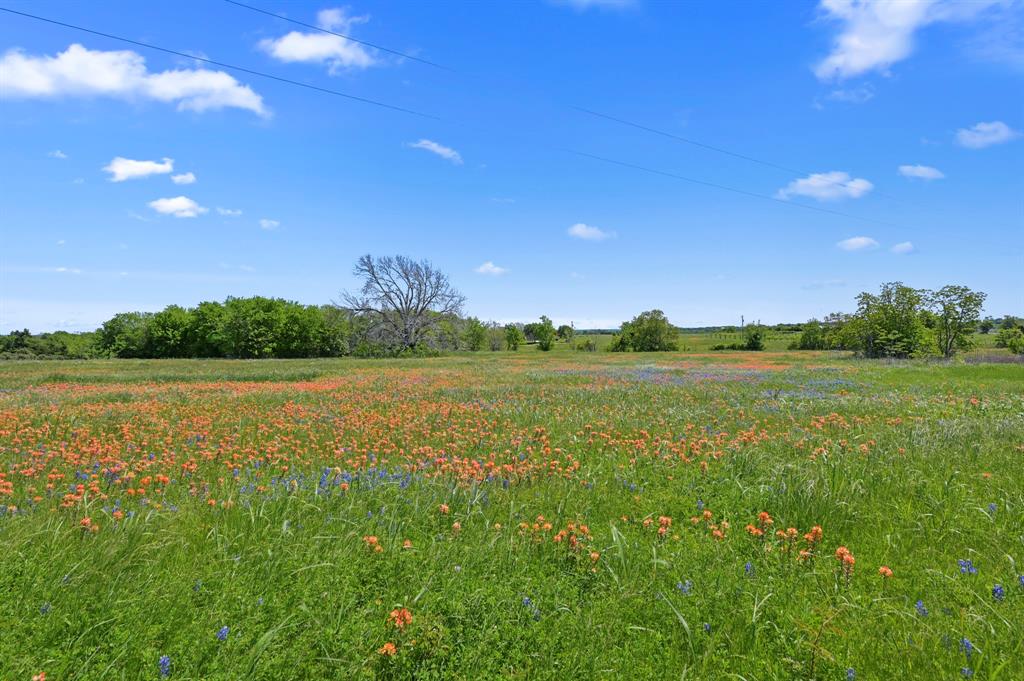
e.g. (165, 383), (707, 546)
(0, 5), (893, 226)
(0, 6), (440, 120)
(224, 1), (890, 201)
(221, 0), (451, 71)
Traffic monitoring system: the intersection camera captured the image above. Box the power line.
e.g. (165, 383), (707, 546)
(0, 6), (440, 120)
(219, 1), (901, 203)
(0, 5), (893, 227)
(221, 0), (451, 71)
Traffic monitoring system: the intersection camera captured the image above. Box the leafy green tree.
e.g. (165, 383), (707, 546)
(610, 310), (680, 352)
(187, 301), (227, 357)
(794, 319), (827, 350)
(978, 317), (995, 334)
(927, 285), (986, 358)
(854, 282), (934, 358)
(220, 297), (285, 358)
(504, 324), (526, 350)
(462, 317), (488, 351)
(99, 312), (154, 358)
(556, 324), (574, 342)
(743, 324), (766, 351)
(534, 315), (557, 351)
(149, 305), (193, 358)
(1004, 328), (1024, 354)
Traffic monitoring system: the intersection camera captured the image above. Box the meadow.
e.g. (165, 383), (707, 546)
(1, 351), (1022, 680)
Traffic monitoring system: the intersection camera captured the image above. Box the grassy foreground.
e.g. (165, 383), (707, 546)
(1, 352), (1022, 680)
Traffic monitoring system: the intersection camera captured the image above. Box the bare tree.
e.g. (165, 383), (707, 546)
(341, 255), (465, 350)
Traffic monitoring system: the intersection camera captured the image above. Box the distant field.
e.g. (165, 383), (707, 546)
(1, 351), (1022, 679)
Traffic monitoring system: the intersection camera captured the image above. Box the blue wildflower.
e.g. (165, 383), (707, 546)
(158, 655), (171, 677)
(915, 600), (928, 616)
(987, 502), (997, 514)
(959, 637), (973, 659)
(744, 562), (754, 576)
(1019, 575), (1024, 588)
(703, 622), (711, 634)
(961, 668), (974, 678)
(958, 559), (977, 575)
(40, 602), (51, 615)
(696, 499), (705, 511)
(993, 584), (1005, 602)
(676, 579), (693, 595)
(216, 625), (229, 641)
(846, 668), (855, 680)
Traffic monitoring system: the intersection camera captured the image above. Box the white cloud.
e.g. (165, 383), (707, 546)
(826, 84), (876, 103)
(837, 236), (879, 251)
(1, 43), (266, 115)
(171, 172), (196, 185)
(475, 261), (508, 276)
(407, 139), (462, 164)
(898, 164), (944, 180)
(103, 156), (173, 182)
(568, 222), (614, 241)
(258, 8), (377, 74)
(217, 207), (243, 217)
(48, 149), (68, 159)
(813, 0), (1002, 81)
(955, 121), (1021, 149)
(259, 218), (280, 230)
(776, 171), (873, 201)
(891, 241), (915, 254)
(56, 239), (65, 246)
(148, 196), (207, 218)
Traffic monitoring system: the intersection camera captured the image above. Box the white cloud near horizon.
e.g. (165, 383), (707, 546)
(776, 171), (873, 201)
(104, 157), (174, 182)
(955, 121), (1021, 148)
(475, 261), (508, 276)
(148, 196), (207, 218)
(217, 207), (243, 217)
(898, 164), (944, 180)
(814, 0), (1003, 81)
(1, 44), (267, 115)
(258, 8), (377, 74)
(259, 218), (280, 230)
(171, 172), (196, 185)
(837, 236), (879, 251)
(568, 222), (615, 241)
(891, 241), (915, 254)
(408, 139), (463, 164)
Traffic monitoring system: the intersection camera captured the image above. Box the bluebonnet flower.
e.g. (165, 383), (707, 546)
(915, 600), (928, 616)
(522, 596), (540, 621)
(846, 668), (855, 680)
(958, 559), (977, 575)
(257, 597), (264, 606)
(158, 655), (171, 677)
(961, 668), (974, 678)
(522, 597), (532, 607)
(959, 637), (973, 659)
(696, 499), (704, 511)
(744, 562), (754, 576)
(703, 622), (711, 634)
(987, 503), (997, 514)
(193, 580), (203, 592)
(676, 580), (693, 595)
(40, 602), (51, 615)
(216, 625), (229, 641)
(993, 584), (1005, 602)
(1019, 575), (1024, 588)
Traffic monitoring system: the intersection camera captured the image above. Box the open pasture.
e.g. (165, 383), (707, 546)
(1, 353), (1022, 679)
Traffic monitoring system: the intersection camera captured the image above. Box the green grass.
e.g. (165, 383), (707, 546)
(1, 352), (1021, 679)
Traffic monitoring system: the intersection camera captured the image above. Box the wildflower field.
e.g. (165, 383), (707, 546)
(1, 353), (1022, 680)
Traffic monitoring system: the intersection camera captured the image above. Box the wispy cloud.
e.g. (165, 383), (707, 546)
(955, 120), (1021, 148)
(776, 171), (873, 201)
(148, 196), (207, 218)
(837, 236), (879, 252)
(171, 172), (196, 185)
(475, 261), (508, 276)
(555, 0), (636, 10)
(258, 8), (378, 74)
(217, 207), (243, 217)
(813, 0), (1003, 81)
(1, 44), (266, 115)
(568, 222), (614, 241)
(104, 156), (174, 182)
(408, 139), (462, 164)
(48, 149), (68, 159)
(898, 164), (944, 180)
(259, 218), (280, 230)
(891, 241), (915, 254)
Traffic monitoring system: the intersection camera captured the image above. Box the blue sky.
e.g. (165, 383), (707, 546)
(1, 0), (1021, 332)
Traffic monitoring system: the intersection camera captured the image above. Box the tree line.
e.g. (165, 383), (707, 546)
(1, 256), (1017, 359)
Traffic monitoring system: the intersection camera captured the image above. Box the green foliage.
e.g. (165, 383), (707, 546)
(575, 338), (597, 352)
(610, 310), (680, 352)
(556, 324), (574, 341)
(792, 319), (828, 350)
(504, 324), (525, 351)
(534, 315), (557, 352)
(999, 327), (1024, 354)
(928, 285), (986, 358)
(461, 317), (488, 352)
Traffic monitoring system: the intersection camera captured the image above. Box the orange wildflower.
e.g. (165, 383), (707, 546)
(378, 642), (397, 656)
(878, 566), (893, 578)
(388, 608), (413, 630)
